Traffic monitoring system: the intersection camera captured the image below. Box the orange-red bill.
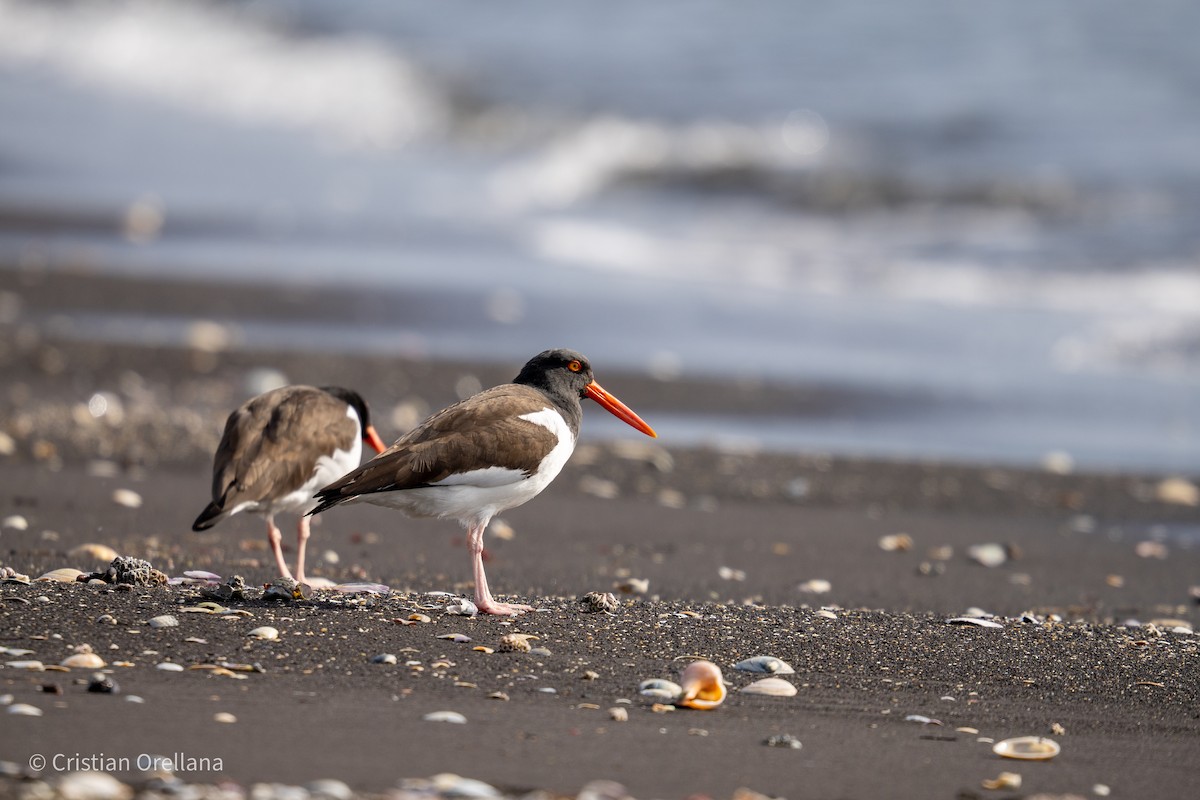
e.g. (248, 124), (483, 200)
(585, 381), (657, 438)
(363, 425), (388, 454)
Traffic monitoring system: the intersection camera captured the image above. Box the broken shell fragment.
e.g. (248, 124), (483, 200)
(69, 543), (121, 563)
(676, 660), (725, 710)
(967, 543), (1008, 568)
(60, 653), (106, 669)
(112, 488), (144, 509)
(981, 772), (1022, 790)
(445, 598), (478, 616)
(579, 591), (619, 613)
(638, 679), (683, 701)
(739, 677), (797, 697)
(37, 568), (85, 583)
(422, 710), (467, 724)
(947, 616), (1004, 629)
(247, 626), (279, 641)
(148, 615), (179, 629)
(733, 656), (795, 674)
(497, 633), (537, 653)
(993, 736), (1061, 760)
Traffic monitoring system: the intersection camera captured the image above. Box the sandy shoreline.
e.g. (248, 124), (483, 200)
(2, 267), (1199, 798)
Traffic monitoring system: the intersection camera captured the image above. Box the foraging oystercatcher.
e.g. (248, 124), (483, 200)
(310, 349), (657, 615)
(192, 385), (387, 583)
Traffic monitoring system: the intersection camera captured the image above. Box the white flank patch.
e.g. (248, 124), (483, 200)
(365, 407), (576, 524)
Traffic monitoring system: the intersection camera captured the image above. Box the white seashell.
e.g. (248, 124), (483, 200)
(676, 660), (726, 710)
(7, 703), (43, 716)
(306, 780), (354, 800)
(947, 617), (1004, 629)
(5, 660), (45, 671)
(638, 679), (683, 700)
(993, 736), (1060, 760)
(739, 677), (797, 697)
(967, 543), (1008, 568)
(69, 543), (120, 563)
(155, 662), (185, 672)
(798, 578), (832, 594)
(61, 653), (106, 669)
(733, 656), (795, 674)
(422, 710), (467, 724)
(0, 647), (35, 656)
(608, 707), (629, 722)
(213, 712), (237, 724)
(57, 771), (132, 800)
(247, 626), (279, 640)
(446, 598), (479, 617)
(148, 615), (179, 629)
(981, 772), (1022, 791)
(371, 654), (397, 665)
(1, 514), (28, 530)
(1155, 477), (1199, 506)
(112, 488), (143, 508)
(37, 568), (84, 583)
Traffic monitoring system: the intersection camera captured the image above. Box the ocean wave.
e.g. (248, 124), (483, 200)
(0, 0), (447, 148)
(488, 113), (1101, 216)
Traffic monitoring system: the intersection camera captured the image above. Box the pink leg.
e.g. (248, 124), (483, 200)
(294, 516), (311, 585)
(468, 520), (532, 616)
(266, 515), (294, 580)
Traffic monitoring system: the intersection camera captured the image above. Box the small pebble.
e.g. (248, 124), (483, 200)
(147, 615), (179, 629)
(764, 734), (803, 749)
(112, 488), (144, 509)
(87, 673), (120, 694)
(7, 703), (42, 716)
(371, 654), (398, 665)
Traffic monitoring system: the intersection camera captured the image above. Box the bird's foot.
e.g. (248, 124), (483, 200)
(476, 599), (533, 616)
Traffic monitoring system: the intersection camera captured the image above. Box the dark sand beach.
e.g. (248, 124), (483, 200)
(2, 268), (1199, 799)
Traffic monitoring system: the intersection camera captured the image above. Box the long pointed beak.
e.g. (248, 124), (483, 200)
(363, 425), (387, 454)
(585, 380), (657, 438)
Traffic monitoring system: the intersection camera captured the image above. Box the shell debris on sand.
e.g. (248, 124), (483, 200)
(497, 633), (537, 653)
(69, 543), (121, 563)
(675, 659), (726, 710)
(579, 591), (619, 613)
(639, 679), (684, 701)
(740, 677), (797, 697)
(247, 626), (279, 641)
(733, 655), (795, 674)
(147, 615), (179, 629)
(993, 736), (1061, 760)
(37, 568), (84, 583)
(422, 711), (467, 724)
(112, 488), (143, 509)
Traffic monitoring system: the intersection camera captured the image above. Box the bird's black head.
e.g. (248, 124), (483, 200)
(513, 348), (595, 398)
(320, 386), (388, 453)
(320, 386), (373, 428)
(514, 349), (658, 438)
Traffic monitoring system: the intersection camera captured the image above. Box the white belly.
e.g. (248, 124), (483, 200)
(363, 407), (575, 527)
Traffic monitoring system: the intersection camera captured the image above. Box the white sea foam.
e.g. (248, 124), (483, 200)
(0, 0), (445, 148)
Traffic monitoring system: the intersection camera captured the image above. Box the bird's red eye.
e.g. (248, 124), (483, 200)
(568, 360), (582, 372)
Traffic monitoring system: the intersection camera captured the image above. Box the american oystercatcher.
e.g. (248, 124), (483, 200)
(310, 349), (657, 615)
(192, 385), (387, 583)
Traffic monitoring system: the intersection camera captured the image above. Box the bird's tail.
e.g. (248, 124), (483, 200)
(307, 488), (351, 517)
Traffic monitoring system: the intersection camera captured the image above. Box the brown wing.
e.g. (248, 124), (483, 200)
(312, 385), (560, 510)
(207, 386), (358, 511)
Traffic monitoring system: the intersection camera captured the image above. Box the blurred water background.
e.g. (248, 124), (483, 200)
(0, 0), (1198, 471)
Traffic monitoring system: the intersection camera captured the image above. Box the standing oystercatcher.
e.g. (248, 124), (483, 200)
(310, 349), (657, 615)
(193, 385), (387, 583)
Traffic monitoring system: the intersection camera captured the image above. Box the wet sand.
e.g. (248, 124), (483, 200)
(1, 266), (1199, 799)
